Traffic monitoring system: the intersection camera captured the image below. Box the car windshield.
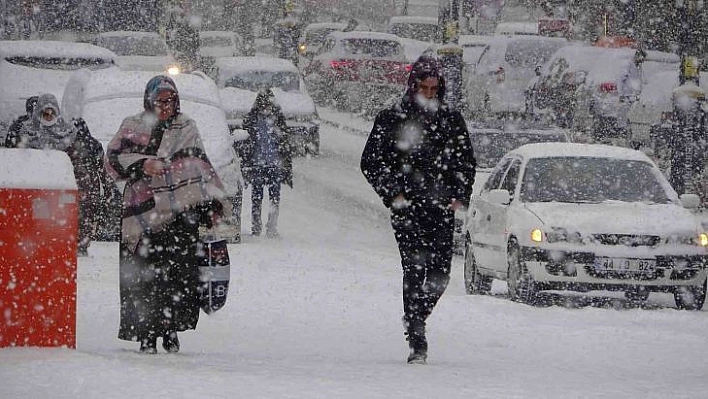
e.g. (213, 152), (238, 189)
(520, 157), (670, 204)
(95, 36), (168, 56)
(341, 39), (403, 57)
(306, 28), (339, 46)
(5, 56), (113, 70)
(388, 23), (437, 42)
(201, 36), (233, 47)
(224, 71), (300, 91)
(472, 131), (568, 169)
(505, 40), (565, 68)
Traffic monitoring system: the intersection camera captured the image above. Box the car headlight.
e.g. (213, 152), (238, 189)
(530, 228), (544, 243)
(298, 43), (307, 54)
(166, 65), (181, 75)
(545, 227), (583, 244)
(667, 233), (708, 246)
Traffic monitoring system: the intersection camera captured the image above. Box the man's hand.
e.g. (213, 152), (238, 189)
(144, 159), (168, 176)
(449, 199), (466, 212)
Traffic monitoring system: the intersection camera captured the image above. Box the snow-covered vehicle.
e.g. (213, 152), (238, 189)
(386, 16), (439, 43)
(90, 31), (176, 72)
(302, 31), (410, 115)
(526, 45), (674, 140)
(61, 68), (243, 240)
(453, 125), (570, 253)
(199, 30), (241, 78)
(464, 35), (568, 118)
(0, 40), (117, 143)
(464, 142), (708, 309)
(215, 56), (320, 156)
(297, 22), (347, 62)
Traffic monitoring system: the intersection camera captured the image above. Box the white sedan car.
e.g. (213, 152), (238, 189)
(464, 142), (708, 309)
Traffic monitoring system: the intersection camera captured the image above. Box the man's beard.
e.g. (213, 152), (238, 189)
(413, 93), (440, 114)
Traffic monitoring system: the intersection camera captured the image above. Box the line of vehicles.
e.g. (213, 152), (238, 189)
(2, 14), (707, 310)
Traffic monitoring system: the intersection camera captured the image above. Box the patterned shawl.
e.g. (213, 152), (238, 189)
(105, 112), (232, 251)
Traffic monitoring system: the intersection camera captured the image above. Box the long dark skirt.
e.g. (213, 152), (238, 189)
(118, 213), (201, 342)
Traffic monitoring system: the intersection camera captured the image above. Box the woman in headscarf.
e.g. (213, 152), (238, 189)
(105, 75), (231, 354)
(241, 88), (293, 237)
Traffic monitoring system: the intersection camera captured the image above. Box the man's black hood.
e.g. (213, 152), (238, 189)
(403, 55), (446, 104)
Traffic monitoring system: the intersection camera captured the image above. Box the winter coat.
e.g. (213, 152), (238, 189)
(241, 102), (293, 187)
(361, 56), (476, 210)
(5, 114), (30, 148)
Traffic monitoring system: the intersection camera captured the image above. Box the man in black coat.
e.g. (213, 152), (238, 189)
(361, 55), (476, 364)
(5, 96), (38, 148)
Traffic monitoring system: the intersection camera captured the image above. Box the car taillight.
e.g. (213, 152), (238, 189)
(599, 82), (617, 93)
(405, 64), (412, 72)
(330, 59), (354, 69)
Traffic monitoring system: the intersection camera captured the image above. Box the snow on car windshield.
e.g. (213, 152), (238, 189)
(473, 131), (567, 169)
(94, 36), (168, 56)
(225, 71), (300, 92)
(201, 36), (233, 47)
(520, 157), (670, 204)
(341, 39), (403, 57)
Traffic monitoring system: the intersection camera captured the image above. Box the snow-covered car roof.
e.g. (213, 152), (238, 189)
(328, 31), (405, 42)
(0, 40), (117, 61)
(220, 87), (316, 119)
(494, 22), (539, 36)
(215, 56), (298, 77)
(545, 44), (637, 82)
(511, 142), (653, 162)
(303, 22), (347, 32)
(95, 31), (164, 40)
(200, 30), (238, 39)
(387, 16), (438, 25)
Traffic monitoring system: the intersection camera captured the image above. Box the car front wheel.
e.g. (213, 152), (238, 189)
(673, 279), (707, 310)
(464, 237), (492, 295)
(507, 241), (539, 305)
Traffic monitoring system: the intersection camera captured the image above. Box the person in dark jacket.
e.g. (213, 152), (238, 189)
(241, 89), (293, 237)
(105, 75), (232, 354)
(361, 55), (476, 364)
(5, 96), (38, 148)
(11, 93), (106, 256)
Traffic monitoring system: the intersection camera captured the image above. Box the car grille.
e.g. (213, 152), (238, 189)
(592, 234), (660, 247)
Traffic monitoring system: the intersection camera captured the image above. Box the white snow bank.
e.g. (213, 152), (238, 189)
(0, 149), (76, 190)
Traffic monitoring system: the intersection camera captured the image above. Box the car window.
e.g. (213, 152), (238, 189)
(306, 29), (338, 46)
(388, 23), (438, 42)
(500, 158), (522, 197)
(505, 39), (565, 68)
(201, 36), (233, 48)
(520, 157), (670, 204)
(483, 157), (514, 192)
(225, 71), (300, 91)
(94, 36), (168, 56)
(340, 39), (403, 57)
(5, 56), (113, 71)
(471, 131), (568, 169)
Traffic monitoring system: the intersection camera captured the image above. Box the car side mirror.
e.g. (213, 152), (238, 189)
(230, 128), (249, 142)
(574, 71), (587, 85)
(535, 65), (542, 77)
(488, 189), (511, 205)
(680, 193), (700, 209)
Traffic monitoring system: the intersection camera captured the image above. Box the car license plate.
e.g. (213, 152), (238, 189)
(593, 257), (656, 273)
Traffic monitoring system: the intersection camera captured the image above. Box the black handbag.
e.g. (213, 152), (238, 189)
(197, 237), (231, 314)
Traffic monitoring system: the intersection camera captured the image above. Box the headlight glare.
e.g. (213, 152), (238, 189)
(699, 233), (708, 246)
(530, 228), (544, 243)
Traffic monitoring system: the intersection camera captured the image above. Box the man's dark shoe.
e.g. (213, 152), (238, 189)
(139, 336), (157, 354)
(162, 331), (180, 353)
(404, 318), (427, 364)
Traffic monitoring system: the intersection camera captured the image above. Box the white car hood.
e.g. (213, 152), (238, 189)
(220, 88), (316, 119)
(524, 202), (700, 235)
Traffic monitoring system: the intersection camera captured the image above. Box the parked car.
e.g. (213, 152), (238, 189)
(91, 31), (176, 72)
(464, 142), (708, 309)
(61, 68), (243, 240)
(0, 40), (117, 144)
(302, 31), (410, 115)
(527, 45), (678, 141)
(215, 56), (320, 155)
(465, 35), (568, 118)
(453, 125), (570, 253)
(199, 30), (241, 78)
(386, 16), (439, 43)
(297, 22), (347, 62)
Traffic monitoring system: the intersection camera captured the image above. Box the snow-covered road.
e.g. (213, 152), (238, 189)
(2, 110), (708, 398)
